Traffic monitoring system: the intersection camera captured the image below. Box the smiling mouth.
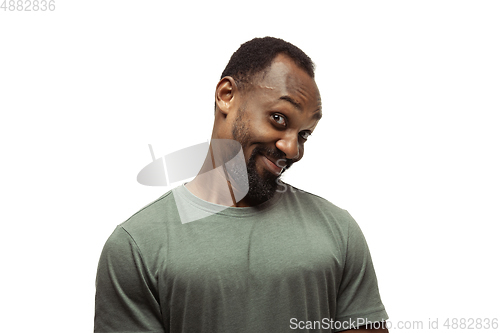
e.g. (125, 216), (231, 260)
(261, 154), (283, 175)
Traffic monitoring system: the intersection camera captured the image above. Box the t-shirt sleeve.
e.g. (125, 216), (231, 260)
(334, 211), (388, 332)
(94, 226), (165, 333)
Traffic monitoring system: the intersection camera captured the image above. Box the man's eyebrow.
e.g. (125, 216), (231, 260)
(279, 95), (303, 111)
(313, 111), (322, 121)
(279, 95), (323, 120)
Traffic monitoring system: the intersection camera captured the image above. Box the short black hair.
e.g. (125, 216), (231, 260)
(220, 36), (315, 89)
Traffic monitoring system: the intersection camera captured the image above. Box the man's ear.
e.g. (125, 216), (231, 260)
(215, 76), (239, 116)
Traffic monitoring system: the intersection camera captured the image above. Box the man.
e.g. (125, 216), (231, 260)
(94, 37), (389, 332)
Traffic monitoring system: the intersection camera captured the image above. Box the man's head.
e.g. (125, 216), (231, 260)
(220, 37), (315, 93)
(213, 37), (322, 205)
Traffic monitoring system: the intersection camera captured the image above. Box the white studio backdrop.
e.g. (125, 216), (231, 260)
(1, 1), (499, 332)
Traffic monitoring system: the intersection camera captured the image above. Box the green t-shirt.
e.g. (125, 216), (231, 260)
(94, 183), (388, 332)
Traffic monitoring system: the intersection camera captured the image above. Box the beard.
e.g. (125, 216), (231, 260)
(231, 107), (294, 205)
(244, 146), (283, 204)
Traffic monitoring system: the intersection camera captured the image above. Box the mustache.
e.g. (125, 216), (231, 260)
(252, 146), (294, 170)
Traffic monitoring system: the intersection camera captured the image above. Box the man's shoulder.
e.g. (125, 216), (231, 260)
(118, 189), (177, 234)
(281, 182), (346, 210)
(279, 182), (354, 224)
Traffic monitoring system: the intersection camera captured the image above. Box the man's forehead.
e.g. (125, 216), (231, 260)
(251, 58), (321, 103)
(285, 73), (321, 103)
(256, 56), (296, 87)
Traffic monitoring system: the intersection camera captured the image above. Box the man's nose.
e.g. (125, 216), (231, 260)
(275, 134), (300, 160)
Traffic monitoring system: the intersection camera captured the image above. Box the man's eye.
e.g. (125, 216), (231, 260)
(300, 132), (312, 140)
(272, 114), (287, 126)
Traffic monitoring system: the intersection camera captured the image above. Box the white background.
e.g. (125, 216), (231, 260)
(1, 1), (499, 332)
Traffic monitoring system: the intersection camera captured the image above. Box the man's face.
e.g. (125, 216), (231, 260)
(230, 54), (322, 204)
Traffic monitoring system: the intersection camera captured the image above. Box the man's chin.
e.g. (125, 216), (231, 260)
(244, 173), (281, 204)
